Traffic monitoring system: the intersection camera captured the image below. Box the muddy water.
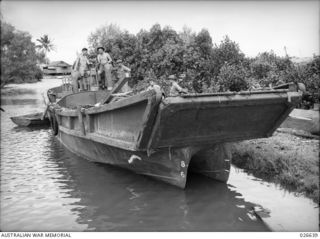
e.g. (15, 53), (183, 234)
(0, 79), (318, 231)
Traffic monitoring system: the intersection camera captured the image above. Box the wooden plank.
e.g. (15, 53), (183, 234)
(55, 108), (78, 117)
(280, 110), (319, 134)
(99, 77), (129, 104)
(276, 128), (319, 139)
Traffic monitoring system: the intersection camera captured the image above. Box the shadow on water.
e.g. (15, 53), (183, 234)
(11, 125), (50, 133)
(47, 136), (269, 232)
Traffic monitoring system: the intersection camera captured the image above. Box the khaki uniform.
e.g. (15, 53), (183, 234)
(170, 81), (184, 96)
(73, 54), (90, 92)
(97, 52), (113, 89)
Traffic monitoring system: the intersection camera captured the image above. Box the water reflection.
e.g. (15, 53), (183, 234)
(47, 139), (268, 231)
(1, 98), (40, 106)
(1, 87), (37, 96)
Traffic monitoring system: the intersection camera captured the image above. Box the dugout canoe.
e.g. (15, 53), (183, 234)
(10, 83), (73, 128)
(10, 112), (50, 127)
(47, 86), (301, 188)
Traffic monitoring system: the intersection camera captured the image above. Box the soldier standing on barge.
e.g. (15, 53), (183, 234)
(97, 47), (113, 90)
(73, 48), (90, 92)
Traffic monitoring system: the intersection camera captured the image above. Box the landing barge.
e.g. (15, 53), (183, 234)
(47, 82), (301, 188)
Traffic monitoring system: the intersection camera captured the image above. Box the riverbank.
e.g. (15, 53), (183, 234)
(231, 129), (319, 203)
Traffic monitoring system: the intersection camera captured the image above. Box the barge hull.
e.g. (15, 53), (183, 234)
(49, 87), (301, 187)
(58, 129), (231, 188)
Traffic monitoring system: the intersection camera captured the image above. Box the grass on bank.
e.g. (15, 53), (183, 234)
(231, 130), (319, 203)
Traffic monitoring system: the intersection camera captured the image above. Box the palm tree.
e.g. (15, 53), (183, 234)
(36, 34), (55, 65)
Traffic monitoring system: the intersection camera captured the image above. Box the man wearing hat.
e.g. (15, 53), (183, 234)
(169, 74), (188, 96)
(97, 47), (113, 90)
(73, 48), (90, 92)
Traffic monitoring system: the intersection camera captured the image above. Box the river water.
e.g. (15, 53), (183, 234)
(0, 78), (318, 232)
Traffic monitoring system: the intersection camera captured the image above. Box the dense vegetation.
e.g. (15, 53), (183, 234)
(88, 23), (319, 102)
(1, 21), (44, 87)
(1, 21), (319, 103)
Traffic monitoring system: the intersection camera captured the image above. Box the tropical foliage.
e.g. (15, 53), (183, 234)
(36, 34), (55, 64)
(1, 21), (43, 87)
(1, 20), (319, 105)
(88, 23), (319, 104)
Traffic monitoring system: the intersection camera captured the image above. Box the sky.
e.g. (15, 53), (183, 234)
(1, 1), (319, 64)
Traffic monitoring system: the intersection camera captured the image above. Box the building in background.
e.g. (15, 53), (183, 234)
(42, 61), (72, 75)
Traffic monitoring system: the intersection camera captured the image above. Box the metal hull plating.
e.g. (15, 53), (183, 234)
(58, 128), (231, 188)
(49, 87), (301, 188)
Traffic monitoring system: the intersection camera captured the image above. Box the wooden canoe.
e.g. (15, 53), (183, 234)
(10, 83), (72, 127)
(48, 87), (302, 188)
(10, 112), (50, 127)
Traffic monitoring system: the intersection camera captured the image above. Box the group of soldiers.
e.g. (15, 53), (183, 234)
(146, 74), (188, 96)
(72, 47), (188, 96)
(72, 47), (131, 93)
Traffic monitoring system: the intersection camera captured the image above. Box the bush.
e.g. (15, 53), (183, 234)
(216, 63), (248, 92)
(34, 67), (43, 81)
(87, 23), (319, 101)
(1, 21), (43, 86)
(299, 56), (320, 101)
